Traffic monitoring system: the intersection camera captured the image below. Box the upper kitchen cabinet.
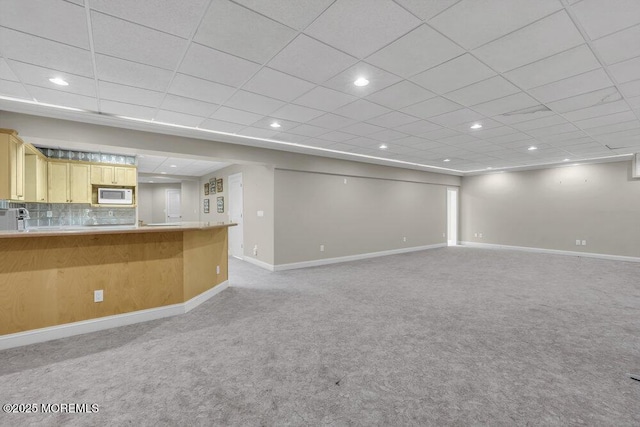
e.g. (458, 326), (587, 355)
(24, 145), (48, 203)
(0, 128), (25, 201)
(91, 165), (137, 187)
(48, 161), (91, 204)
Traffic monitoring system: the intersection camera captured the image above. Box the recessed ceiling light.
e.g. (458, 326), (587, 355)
(563, 158), (570, 162)
(379, 144), (388, 149)
(528, 146), (537, 151)
(160, 172), (167, 174)
(170, 164), (177, 168)
(270, 122), (281, 128)
(470, 123), (482, 130)
(49, 77), (69, 86)
(487, 167), (493, 170)
(354, 77), (369, 87)
(149, 181), (154, 183)
(443, 159), (451, 162)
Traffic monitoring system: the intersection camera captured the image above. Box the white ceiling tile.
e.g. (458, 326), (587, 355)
(400, 96), (462, 119)
(366, 24), (465, 77)
(0, 59), (19, 82)
(0, 0), (89, 49)
(436, 134), (479, 145)
(547, 86), (620, 113)
(591, 24), (640, 64)
(95, 54), (172, 92)
(395, 0), (459, 20)
(272, 132), (310, 143)
(429, 108), (485, 126)
(450, 118), (504, 133)
(587, 119), (640, 136)
(571, 0), (640, 40)
(0, 79), (32, 99)
(628, 95), (640, 108)
(293, 86), (357, 111)
(100, 100), (156, 120)
(341, 122), (386, 136)
(366, 111), (418, 128)
(234, 0), (333, 30)
(619, 79), (640, 97)
(307, 113), (357, 129)
(536, 130), (588, 143)
(168, 74), (235, 104)
(224, 90), (285, 115)
(271, 103), (325, 122)
(179, 43), (260, 87)
(89, 0), (209, 38)
(98, 81), (163, 107)
(27, 85), (98, 110)
(236, 127), (279, 139)
(473, 92), (539, 116)
(322, 62), (402, 97)
(421, 128), (461, 140)
(368, 129), (409, 142)
(210, 106), (263, 125)
(470, 126), (520, 139)
(512, 114), (569, 131)
(7, 60), (96, 97)
(394, 136), (440, 148)
(504, 44), (601, 90)
(410, 54), (496, 94)
(528, 69), (613, 103)
(0, 28), (94, 77)
(242, 67), (315, 102)
(608, 55), (640, 84)
(526, 122), (578, 137)
(268, 35), (357, 83)
(301, 138), (337, 148)
(333, 99), (392, 121)
(91, 12), (186, 70)
(445, 76), (519, 106)
(198, 118), (246, 134)
(429, 0), (562, 50)
(305, 0), (420, 58)
(562, 100), (630, 122)
(317, 131), (358, 142)
(573, 110), (637, 129)
(195, 0), (296, 63)
(393, 120), (441, 135)
(161, 94), (218, 117)
(365, 80), (435, 110)
(473, 11), (584, 72)
(493, 105), (555, 124)
(154, 110), (206, 127)
(287, 124), (328, 138)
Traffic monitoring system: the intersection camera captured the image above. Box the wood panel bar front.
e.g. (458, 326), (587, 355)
(0, 224), (233, 336)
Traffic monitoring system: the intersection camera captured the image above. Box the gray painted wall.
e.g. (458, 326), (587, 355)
(274, 169), (448, 265)
(137, 183), (181, 224)
(461, 161), (640, 257)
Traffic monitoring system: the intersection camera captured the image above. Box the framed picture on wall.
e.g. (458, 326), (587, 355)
(217, 196), (224, 213)
(216, 178), (223, 193)
(203, 198), (210, 213)
(209, 177), (217, 194)
(204, 183), (209, 195)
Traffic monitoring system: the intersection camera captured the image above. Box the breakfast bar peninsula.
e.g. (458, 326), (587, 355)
(0, 222), (235, 347)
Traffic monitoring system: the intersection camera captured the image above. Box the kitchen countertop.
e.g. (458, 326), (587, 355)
(0, 222), (236, 239)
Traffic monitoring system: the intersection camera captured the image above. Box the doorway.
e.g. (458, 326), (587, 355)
(447, 187), (458, 246)
(228, 173), (244, 258)
(166, 188), (181, 223)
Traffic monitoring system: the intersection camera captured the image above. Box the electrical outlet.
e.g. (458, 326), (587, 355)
(257, 210), (264, 217)
(403, 237), (406, 242)
(320, 244), (325, 252)
(582, 240), (587, 246)
(343, 178), (347, 184)
(253, 245), (258, 256)
(575, 240), (581, 246)
(474, 233), (478, 237)
(479, 233), (483, 238)
(46, 210), (53, 218)
(94, 290), (103, 303)
(216, 265), (220, 275)
(108, 211), (113, 217)
(442, 232), (445, 238)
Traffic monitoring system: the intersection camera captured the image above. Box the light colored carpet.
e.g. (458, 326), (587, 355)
(0, 247), (639, 426)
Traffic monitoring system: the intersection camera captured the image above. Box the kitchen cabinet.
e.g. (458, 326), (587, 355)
(24, 146), (48, 202)
(0, 128), (25, 201)
(48, 161), (91, 203)
(91, 165), (137, 186)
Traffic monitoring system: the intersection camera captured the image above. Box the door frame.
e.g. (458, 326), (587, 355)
(447, 187), (458, 246)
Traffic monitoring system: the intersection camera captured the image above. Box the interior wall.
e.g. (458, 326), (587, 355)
(137, 183), (181, 224)
(461, 160), (640, 258)
(200, 164), (275, 265)
(180, 180), (199, 222)
(274, 169), (448, 265)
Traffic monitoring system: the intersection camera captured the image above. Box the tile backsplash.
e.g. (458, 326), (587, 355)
(15, 203), (135, 227)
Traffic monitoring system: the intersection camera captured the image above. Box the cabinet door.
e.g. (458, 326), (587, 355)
(113, 166), (136, 186)
(36, 156), (48, 202)
(69, 163), (91, 203)
(9, 137), (25, 200)
(91, 165), (114, 185)
(48, 162), (69, 203)
(124, 167), (137, 186)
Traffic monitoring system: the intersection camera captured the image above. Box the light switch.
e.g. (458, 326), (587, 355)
(257, 210), (264, 217)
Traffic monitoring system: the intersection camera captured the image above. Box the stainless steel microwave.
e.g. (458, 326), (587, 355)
(98, 188), (133, 205)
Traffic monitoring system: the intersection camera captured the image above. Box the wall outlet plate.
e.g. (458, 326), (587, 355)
(94, 290), (103, 303)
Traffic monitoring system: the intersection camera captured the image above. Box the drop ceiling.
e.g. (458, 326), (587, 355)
(1, 0), (639, 174)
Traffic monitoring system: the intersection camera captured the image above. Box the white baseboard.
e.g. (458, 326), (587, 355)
(242, 256), (275, 271)
(0, 280), (229, 351)
(274, 243), (446, 271)
(460, 242), (640, 263)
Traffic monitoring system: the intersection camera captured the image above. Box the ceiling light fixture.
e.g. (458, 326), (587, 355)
(528, 146), (537, 151)
(487, 167), (493, 170)
(49, 77), (69, 86)
(379, 144), (388, 149)
(170, 165), (177, 168)
(443, 159), (450, 162)
(160, 172), (167, 174)
(470, 123), (482, 130)
(563, 158), (570, 162)
(354, 77), (369, 87)
(270, 122), (281, 128)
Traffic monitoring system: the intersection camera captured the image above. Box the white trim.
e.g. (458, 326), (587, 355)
(242, 256), (275, 271)
(274, 243), (446, 271)
(461, 242), (640, 263)
(0, 281), (229, 350)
